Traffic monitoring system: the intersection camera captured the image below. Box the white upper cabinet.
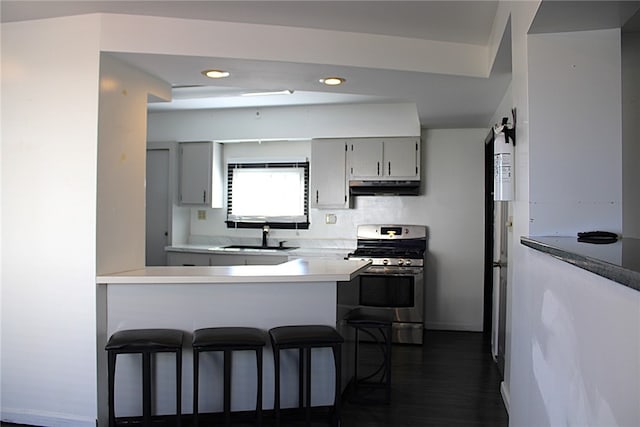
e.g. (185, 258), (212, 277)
(348, 137), (420, 180)
(310, 139), (349, 209)
(178, 141), (223, 207)
(349, 139), (384, 178)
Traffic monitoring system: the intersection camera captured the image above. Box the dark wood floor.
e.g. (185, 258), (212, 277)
(341, 330), (508, 427)
(1, 330), (508, 427)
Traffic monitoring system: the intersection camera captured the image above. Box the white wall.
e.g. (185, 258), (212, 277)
(1, 16), (102, 427)
(528, 28), (622, 236)
(148, 116), (487, 331)
(96, 54), (170, 275)
(422, 129), (486, 331)
(622, 32), (640, 238)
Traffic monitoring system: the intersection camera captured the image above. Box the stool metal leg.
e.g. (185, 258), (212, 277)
(353, 328), (360, 396)
(332, 344), (342, 427)
(108, 352), (116, 427)
(142, 352), (152, 426)
(273, 346), (281, 427)
(193, 349), (200, 427)
(223, 349), (232, 426)
(384, 325), (392, 403)
(256, 347), (263, 426)
(298, 348), (304, 412)
(305, 348), (312, 426)
(176, 348), (182, 427)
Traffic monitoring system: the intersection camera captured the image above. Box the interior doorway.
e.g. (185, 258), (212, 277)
(146, 149), (170, 266)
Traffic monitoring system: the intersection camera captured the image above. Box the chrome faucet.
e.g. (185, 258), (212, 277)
(262, 225), (270, 248)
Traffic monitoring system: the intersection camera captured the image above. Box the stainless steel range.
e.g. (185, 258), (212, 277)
(347, 224), (427, 344)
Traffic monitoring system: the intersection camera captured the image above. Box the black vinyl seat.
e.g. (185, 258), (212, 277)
(269, 325), (344, 427)
(192, 327), (268, 426)
(105, 328), (184, 427)
(345, 308), (393, 404)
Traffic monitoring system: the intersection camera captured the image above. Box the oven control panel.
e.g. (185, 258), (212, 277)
(357, 224), (427, 240)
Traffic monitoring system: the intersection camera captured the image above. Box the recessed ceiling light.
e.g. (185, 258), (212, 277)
(202, 69), (230, 79)
(320, 77), (345, 86)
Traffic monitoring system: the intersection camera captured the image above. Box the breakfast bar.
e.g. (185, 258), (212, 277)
(95, 258), (368, 425)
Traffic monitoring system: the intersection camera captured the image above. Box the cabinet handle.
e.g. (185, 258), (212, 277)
(316, 190), (319, 204)
(377, 162), (380, 176)
(203, 190), (206, 203)
(388, 161), (391, 176)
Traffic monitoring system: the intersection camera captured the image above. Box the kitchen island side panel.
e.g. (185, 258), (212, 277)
(101, 281), (338, 418)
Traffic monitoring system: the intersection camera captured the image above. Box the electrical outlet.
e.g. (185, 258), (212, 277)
(197, 210), (207, 220)
(325, 214), (337, 224)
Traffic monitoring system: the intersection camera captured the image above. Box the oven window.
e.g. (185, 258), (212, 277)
(359, 275), (415, 308)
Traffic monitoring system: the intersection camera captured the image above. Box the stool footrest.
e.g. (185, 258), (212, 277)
(346, 310), (393, 405)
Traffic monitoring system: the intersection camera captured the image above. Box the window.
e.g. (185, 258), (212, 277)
(226, 161), (309, 229)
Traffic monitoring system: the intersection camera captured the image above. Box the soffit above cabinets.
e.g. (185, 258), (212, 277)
(530, 1), (640, 34)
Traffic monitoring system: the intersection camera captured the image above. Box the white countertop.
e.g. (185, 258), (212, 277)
(97, 258), (369, 284)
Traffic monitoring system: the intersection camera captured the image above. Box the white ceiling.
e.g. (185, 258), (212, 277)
(2, 1), (638, 128)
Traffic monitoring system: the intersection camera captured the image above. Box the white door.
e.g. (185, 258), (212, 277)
(146, 149), (170, 266)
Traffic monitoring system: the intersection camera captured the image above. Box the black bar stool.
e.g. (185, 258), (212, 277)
(345, 308), (393, 404)
(269, 325), (344, 427)
(105, 328), (183, 427)
(192, 327), (268, 426)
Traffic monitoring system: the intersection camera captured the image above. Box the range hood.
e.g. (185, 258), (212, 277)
(349, 180), (420, 196)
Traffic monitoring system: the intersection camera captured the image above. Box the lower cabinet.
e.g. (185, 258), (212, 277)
(166, 252), (210, 266)
(210, 253), (288, 265)
(167, 251), (287, 266)
(243, 254), (288, 265)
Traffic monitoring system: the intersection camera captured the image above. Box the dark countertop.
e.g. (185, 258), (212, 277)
(521, 236), (640, 292)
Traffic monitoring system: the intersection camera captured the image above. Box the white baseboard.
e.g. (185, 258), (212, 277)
(500, 381), (510, 414)
(1, 409), (95, 427)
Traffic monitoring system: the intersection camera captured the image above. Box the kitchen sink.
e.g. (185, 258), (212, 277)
(223, 245), (298, 251)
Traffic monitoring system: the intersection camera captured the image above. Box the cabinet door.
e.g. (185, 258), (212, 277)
(179, 142), (212, 205)
(209, 253), (287, 265)
(166, 252), (210, 266)
(384, 137), (420, 179)
(209, 254), (246, 266)
(178, 142), (223, 207)
(310, 140), (349, 208)
(348, 139), (384, 179)
(244, 254), (287, 265)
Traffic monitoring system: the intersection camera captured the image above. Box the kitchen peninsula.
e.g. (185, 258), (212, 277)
(95, 258), (369, 423)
